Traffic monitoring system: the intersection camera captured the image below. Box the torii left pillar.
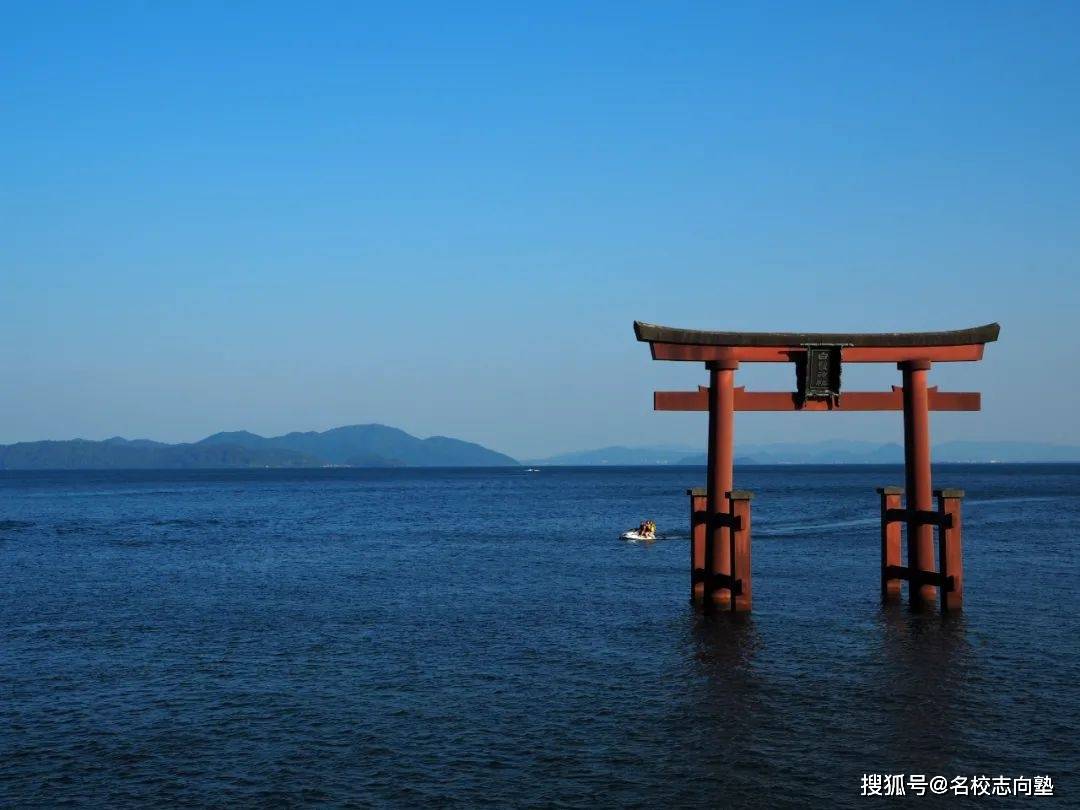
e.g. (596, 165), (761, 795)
(705, 358), (738, 610)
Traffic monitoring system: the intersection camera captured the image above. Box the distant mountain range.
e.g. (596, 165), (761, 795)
(675, 439), (904, 465)
(528, 440), (1080, 465)
(0, 425), (519, 470)
(4, 431), (1077, 470)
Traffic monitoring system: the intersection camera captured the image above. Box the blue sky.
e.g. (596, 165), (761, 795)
(2, 2), (1078, 458)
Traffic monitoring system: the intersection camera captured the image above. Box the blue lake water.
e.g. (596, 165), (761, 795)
(2, 465), (1078, 807)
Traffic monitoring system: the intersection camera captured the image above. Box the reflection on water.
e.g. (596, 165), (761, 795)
(686, 610), (760, 677)
(875, 607), (972, 774)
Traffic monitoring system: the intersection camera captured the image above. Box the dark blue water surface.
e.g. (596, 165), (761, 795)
(2, 465), (1078, 807)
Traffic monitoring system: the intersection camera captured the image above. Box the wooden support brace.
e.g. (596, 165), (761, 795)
(687, 488), (707, 603)
(937, 489), (964, 613)
(693, 569), (744, 596)
(691, 510), (743, 530)
(878, 486), (903, 603)
(655, 386), (981, 412)
(688, 488), (753, 612)
(879, 487), (965, 611)
(884, 508), (954, 528)
(728, 490), (753, 613)
(650, 343), (986, 363)
(882, 565), (955, 590)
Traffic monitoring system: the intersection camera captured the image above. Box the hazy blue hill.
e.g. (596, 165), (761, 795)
(415, 435), (520, 467)
(197, 431), (270, 450)
(867, 442), (905, 463)
(935, 441), (1080, 462)
(732, 440), (903, 464)
(102, 437), (169, 448)
(622, 440), (1079, 466)
(266, 425), (426, 464)
(0, 424), (519, 469)
(202, 424), (519, 467)
(675, 454), (760, 465)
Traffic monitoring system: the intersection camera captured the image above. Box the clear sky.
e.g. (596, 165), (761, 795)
(2, 2), (1078, 459)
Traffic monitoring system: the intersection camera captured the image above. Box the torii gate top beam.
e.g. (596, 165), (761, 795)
(634, 322), (1000, 349)
(634, 322), (1001, 363)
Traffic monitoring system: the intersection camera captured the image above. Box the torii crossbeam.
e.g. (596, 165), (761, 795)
(634, 321), (1000, 614)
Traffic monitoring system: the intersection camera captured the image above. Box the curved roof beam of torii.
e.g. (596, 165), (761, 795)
(634, 322), (1000, 349)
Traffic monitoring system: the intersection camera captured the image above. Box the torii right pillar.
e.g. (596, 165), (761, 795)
(892, 357), (967, 611)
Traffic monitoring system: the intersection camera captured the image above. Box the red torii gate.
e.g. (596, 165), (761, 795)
(634, 321), (1000, 614)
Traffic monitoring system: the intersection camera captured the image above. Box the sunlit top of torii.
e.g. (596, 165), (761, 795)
(634, 321), (1000, 412)
(635, 321), (1000, 361)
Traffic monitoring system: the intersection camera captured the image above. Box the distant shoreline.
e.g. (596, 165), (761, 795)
(3, 430), (1078, 469)
(2, 461), (1078, 473)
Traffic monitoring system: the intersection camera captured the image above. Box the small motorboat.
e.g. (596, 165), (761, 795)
(621, 520), (657, 542)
